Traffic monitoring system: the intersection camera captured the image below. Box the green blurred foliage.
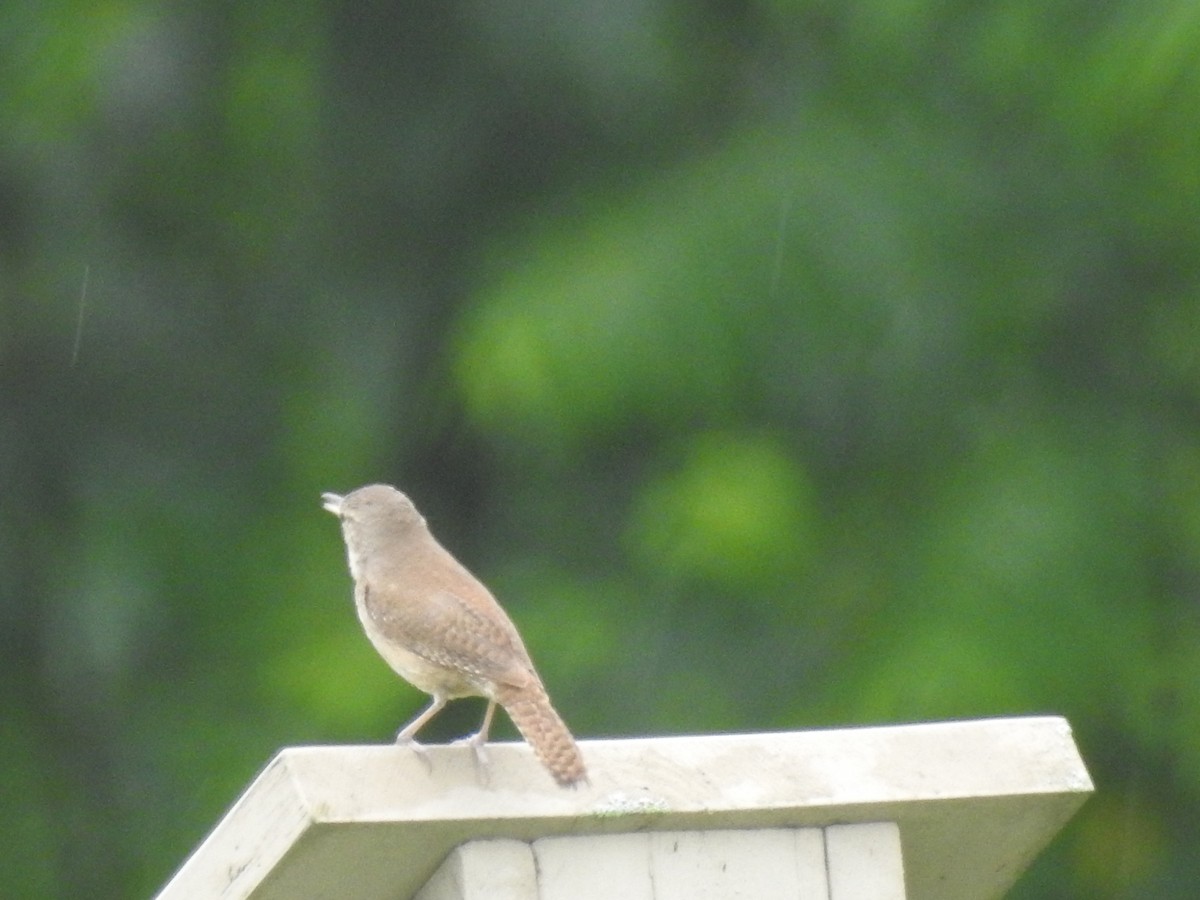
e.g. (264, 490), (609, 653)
(2, 0), (1199, 896)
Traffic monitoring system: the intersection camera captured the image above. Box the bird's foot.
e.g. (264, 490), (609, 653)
(451, 732), (491, 786)
(395, 733), (434, 773)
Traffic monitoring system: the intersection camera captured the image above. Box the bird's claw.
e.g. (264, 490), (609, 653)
(396, 734), (434, 773)
(451, 733), (491, 785)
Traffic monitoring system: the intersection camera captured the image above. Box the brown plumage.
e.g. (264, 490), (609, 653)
(322, 484), (586, 787)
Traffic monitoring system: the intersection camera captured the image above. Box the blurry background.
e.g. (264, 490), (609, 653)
(2, 1), (1199, 896)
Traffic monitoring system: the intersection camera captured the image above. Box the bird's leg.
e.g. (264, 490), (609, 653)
(395, 695), (448, 772)
(396, 694), (448, 743)
(451, 699), (496, 784)
(469, 699), (496, 765)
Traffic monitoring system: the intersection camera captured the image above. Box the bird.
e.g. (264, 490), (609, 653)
(321, 483), (587, 787)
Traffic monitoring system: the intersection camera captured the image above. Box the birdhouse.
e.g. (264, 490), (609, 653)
(155, 716), (1092, 899)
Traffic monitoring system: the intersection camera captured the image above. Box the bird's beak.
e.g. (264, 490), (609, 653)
(321, 492), (344, 515)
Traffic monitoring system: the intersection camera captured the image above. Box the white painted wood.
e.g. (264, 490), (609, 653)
(793, 828), (832, 898)
(414, 839), (535, 900)
(826, 822), (905, 900)
(535, 832), (655, 900)
(648, 828), (828, 899)
(531, 828), (829, 899)
(155, 716), (1093, 900)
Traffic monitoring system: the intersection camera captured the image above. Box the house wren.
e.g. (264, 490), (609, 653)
(322, 484), (587, 787)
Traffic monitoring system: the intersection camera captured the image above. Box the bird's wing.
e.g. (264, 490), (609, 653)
(362, 581), (536, 689)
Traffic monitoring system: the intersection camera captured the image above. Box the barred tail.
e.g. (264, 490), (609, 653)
(497, 682), (587, 787)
